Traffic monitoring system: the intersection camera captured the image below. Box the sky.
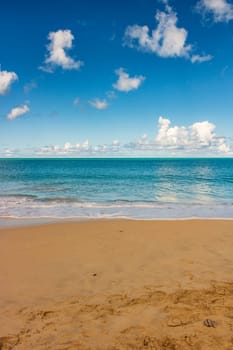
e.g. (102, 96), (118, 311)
(1, 0), (233, 157)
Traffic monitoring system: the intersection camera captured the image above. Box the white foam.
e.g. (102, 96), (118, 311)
(0, 195), (233, 227)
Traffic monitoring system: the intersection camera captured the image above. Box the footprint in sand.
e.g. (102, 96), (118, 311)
(0, 335), (19, 349)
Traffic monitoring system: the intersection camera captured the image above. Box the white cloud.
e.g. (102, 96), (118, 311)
(191, 54), (213, 63)
(61, 140), (90, 153)
(155, 116), (189, 147)
(36, 141), (120, 157)
(189, 121), (216, 145)
(89, 98), (108, 110)
(3, 149), (14, 157)
(42, 29), (83, 72)
(135, 116), (231, 153)
(113, 68), (145, 92)
(126, 117), (231, 155)
(124, 6), (191, 58)
(218, 139), (231, 153)
(124, 5), (212, 63)
(112, 140), (120, 146)
(82, 139), (90, 150)
(7, 104), (30, 120)
(64, 142), (73, 151)
(0, 70), (18, 95)
(36, 139), (116, 156)
(196, 0), (233, 22)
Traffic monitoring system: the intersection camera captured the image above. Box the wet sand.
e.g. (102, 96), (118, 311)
(1, 220), (233, 349)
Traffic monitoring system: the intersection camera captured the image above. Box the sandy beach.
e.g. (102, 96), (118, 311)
(1, 219), (233, 349)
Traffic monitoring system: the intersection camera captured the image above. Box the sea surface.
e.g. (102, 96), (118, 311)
(0, 158), (233, 225)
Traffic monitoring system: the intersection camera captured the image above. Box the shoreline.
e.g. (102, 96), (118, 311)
(1, 219), (233, 349)
(1, 216), (233, 229)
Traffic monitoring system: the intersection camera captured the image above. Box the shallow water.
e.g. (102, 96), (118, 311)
(0, 158), (233, 224)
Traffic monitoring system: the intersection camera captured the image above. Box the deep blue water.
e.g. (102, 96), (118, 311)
(0, 158), (233, 222)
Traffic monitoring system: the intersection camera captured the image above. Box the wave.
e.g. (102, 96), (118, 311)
(0, 194), (38, 199)
(37, 197), (83, 204)
(2, 195), (233, 207)
(0, 194), (233, 224)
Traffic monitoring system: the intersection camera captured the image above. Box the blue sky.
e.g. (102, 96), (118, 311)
(1, 0), (233, 157)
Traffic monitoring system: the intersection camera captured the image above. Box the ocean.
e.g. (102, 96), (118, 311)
(0, 158), (233, 225)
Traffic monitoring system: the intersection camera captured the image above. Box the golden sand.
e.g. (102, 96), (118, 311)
(1, 220), (233, 349)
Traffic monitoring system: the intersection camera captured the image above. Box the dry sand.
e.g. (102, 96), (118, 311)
(1, 220), (233, 349)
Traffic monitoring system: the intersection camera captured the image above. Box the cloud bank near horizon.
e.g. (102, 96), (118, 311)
(3, 116), (231, 157)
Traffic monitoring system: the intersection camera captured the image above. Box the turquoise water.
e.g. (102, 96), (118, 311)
(0, 158), (233, 223)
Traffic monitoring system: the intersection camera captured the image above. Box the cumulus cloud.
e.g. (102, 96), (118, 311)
(89, 98), (108, 110)
(7, 104), (30, 120)
(155, 116), (230, 151)
(0, 70), (18, 95)
(41, 29), (83, 72)
(113, 68), (145, 92)
(124, 6), (192, 58)
(196, 0), (233, 22)
(155, 116), (189, 147)
(218, 140), (231, 152)
(125, 117), (231, 155)
(189, 121), (216, 145)
(129, 116), (231, 154)
(191, 54), (213, 63)
(124, 4), (212, 63)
